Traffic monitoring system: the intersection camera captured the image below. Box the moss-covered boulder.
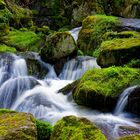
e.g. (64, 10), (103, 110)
(0, 109), (37, 140)
(41, 31), (76, 62)
(51, 115), (106, 140)
(97, 31), (140, 67)
(1, 29), (44, 52)
(77, 15), (121, 55)
(72, 67), (140, 111)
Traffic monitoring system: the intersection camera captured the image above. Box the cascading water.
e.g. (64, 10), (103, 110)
(0, 28), (140, 140)
(114, 86), (138, 115)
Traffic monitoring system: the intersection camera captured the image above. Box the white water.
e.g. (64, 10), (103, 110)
(114, 86), (138, 115)
(69, 27), (82, 41)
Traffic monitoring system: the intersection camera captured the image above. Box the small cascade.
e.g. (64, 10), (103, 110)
(114, 86), (138, 115)
(11, 80), (76, 124)
(59, 56), (100, 80)
(69, 27), (82, 42)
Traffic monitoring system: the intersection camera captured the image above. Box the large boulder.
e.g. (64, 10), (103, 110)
(0, 109), (37, 140)
(97, 31), (140, 67)
(51, 115), (107, 140)
(72, 67), (140, 111)
(77, 15), (121, 55)
(41, 31), (76, 63)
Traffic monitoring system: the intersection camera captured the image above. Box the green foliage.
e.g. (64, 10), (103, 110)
(0, 44), (16, 53)
(2, 29), (44, 52)
(51, 116), (106, 140)
(36, 119), (52, 140)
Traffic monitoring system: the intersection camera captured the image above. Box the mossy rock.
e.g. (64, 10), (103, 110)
(0, 109), (37, 140)
(72, 67), (140, 111)
(77, 15), (121, 55)
(97, 31), (140, 67)
(0, 44), (16, 53)
(51, 115), (107, 140)
(41, 31), (76, 62)
(1, 29), (44, 52)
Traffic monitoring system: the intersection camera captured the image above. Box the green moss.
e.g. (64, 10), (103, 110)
(0, 44), (16, 53)
(103, 31), (140, 41)
(77, 15), (121, 55)
(2, 29), (44, 52)
(51, 116), (106, 140)
(73, 67), (140, 109)
(36, 119), (52, 140)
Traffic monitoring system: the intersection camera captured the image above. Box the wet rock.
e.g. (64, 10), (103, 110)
(40, 32), (76, 63)
(0, 109), (37, 140)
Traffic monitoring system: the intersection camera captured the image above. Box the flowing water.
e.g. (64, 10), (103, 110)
(0, 29), (140, 140)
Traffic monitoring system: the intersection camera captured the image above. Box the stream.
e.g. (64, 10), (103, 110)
(0, 28), (139, 140)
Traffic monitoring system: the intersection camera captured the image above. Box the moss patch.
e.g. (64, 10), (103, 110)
(2, 29), (44, 52)
(51, 115), (106, 140)
(0, 44), (16, 53)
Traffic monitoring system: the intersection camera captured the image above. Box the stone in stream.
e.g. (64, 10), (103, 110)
(51, 115), (107, 140)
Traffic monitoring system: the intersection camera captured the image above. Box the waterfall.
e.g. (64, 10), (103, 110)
(114, 86), (138, 115)
(59, 56), (100, 80)
(69, 27), (81, 42)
